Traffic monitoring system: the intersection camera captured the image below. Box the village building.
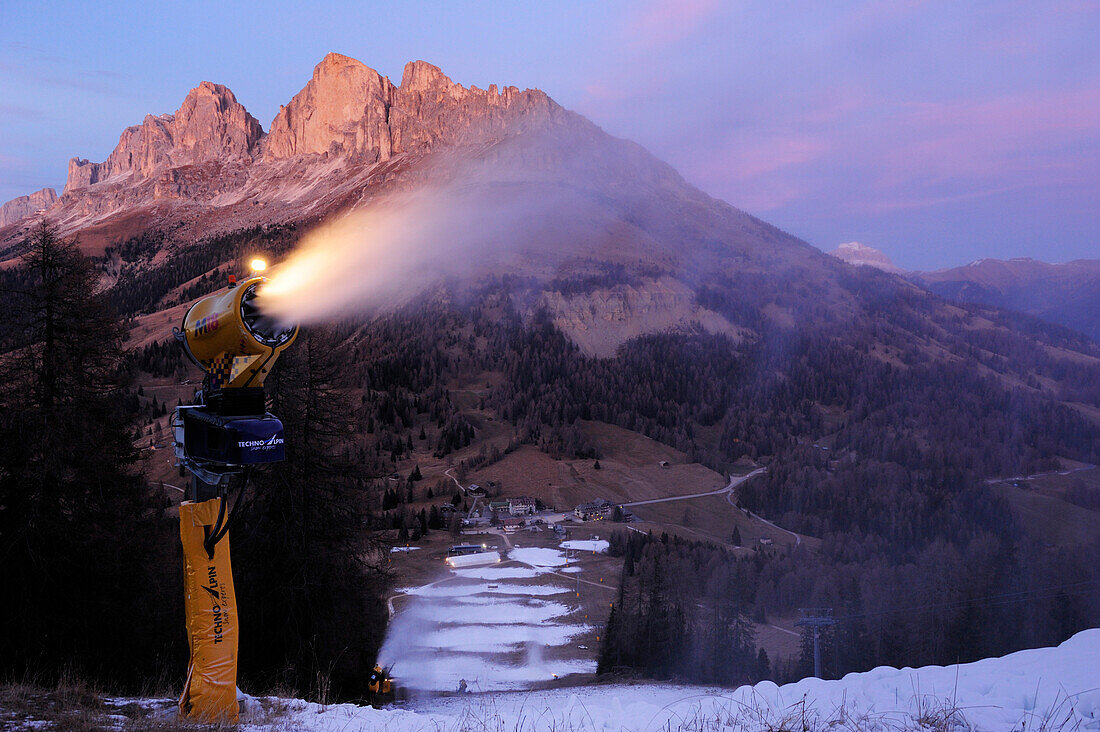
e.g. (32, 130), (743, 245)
(574, 499), (614, 521)
(500, 516), (526, 533)
(508, 496), (536, 515)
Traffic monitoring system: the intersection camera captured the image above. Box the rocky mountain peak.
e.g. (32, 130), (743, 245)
(31, 53), (570, 241)
(263, 52), (395, 161)
(400, 60), (454, 93)
(264, 53), (561, 162)
(0, 187), (58, 228)
(63, 80), (262, 194)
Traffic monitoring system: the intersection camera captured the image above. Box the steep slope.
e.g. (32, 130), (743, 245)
(1, 52), (840, 355)
(916, 257), (1100, 342)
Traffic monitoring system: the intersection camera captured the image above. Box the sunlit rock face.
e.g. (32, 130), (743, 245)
(264, 53), (396, 161)
(263, 54), (563, 162)
(63, 81), (262, 194)
(0, 187), (58, 227)
(388, 60), (562, 153)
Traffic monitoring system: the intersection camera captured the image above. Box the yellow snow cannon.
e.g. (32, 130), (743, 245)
(171, 263), (299, 724)
(179, 273), (298, 393)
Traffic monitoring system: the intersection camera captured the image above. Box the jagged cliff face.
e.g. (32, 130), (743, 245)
(0, 52), (835, 354)
(264, 53), (395, 160)
(264, 54), (559, 161)
(4, 54), (572, 247)
(0, 187), (58, 228)
(64, 82), (262, 194)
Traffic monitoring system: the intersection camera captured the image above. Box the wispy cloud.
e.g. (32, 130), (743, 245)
(0, 42), (130, 96)
(625, 0), (722, 48)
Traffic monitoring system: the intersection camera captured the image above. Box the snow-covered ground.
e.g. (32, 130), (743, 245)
(560, 539), (609, 553)
(379, 542), (600, 693)
(251, 629), (1100, 731)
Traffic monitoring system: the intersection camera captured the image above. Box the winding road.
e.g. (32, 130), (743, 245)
(621, 467), (804, 548)
(621, 467), (766, 507)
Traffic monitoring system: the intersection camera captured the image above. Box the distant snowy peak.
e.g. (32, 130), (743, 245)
(829, 241), (905, 274)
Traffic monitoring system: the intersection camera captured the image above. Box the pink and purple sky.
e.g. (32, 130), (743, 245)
(1, 0), (1096, 270)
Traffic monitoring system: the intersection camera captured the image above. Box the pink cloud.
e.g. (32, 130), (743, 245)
(626, 0), (722, 48)
(871, 86), (1100, 189)
(705, 135), (829, 181)
(682, 134), (830, 211)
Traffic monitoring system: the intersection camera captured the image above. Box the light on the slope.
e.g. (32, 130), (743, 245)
(250, 258), (267, 273)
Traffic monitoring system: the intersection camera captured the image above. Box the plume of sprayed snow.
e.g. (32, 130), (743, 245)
(256, 156), (580, 325)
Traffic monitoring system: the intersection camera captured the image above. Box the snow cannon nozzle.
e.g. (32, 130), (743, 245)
(179, 275), (298, 394)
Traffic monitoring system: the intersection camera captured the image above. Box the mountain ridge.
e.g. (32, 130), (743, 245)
(1, 53), (1097, 365)
(0, 54), (589, 256)
(827, 241), (1100, 342)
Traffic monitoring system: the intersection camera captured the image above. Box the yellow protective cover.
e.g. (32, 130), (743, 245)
(178, 498), (240, 724)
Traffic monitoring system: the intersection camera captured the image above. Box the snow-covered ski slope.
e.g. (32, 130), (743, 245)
(248, 629), (1100, 731)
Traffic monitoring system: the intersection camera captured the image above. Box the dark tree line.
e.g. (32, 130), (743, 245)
(0, 222), (181, 688)
(600, 532), (762, 684)
(601, 529), (1100, 684)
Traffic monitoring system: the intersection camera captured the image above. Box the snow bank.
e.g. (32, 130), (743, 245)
(560, 539), (609, 553)
(256, 630), (1100, 731)
(444, 550), (500, 568)
(453, 565), (547, 580)
(509, 546), (571, 567)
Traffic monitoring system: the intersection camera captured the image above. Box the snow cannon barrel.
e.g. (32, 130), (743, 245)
(180, 275), (298, 392)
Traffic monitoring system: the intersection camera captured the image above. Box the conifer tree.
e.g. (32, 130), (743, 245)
(0, 221), (175, 686)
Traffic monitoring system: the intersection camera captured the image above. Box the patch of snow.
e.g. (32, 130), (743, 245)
(403, 582), (570, 598)
(445, 550), (500, 568)
(403, 599), (571, 626)
(560, 540), (609, 553)
(255, 630), (1100, 731)
(389, 546), (421, 552)
(454, 566), (548, 580)
(508, 546), (571, 567)
(418, 622), (589, 653)
(385, 656), (597, 694)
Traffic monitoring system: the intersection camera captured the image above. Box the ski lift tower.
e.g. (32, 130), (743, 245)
(795, 607), (837, 679)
